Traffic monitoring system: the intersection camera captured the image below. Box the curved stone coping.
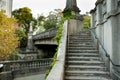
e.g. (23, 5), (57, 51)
(46, 21), (68, 80)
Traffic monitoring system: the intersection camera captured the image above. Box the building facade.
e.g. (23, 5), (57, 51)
(90, 0), (120, 79)
(0, 0), (13, 17)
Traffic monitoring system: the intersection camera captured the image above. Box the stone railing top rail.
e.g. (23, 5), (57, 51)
(46, 21), (68, 80)
(33, 27), (58, 40)
(0, 58), (52, 64)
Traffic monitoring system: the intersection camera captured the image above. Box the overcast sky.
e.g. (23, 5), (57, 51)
(13, 0), (97, 17)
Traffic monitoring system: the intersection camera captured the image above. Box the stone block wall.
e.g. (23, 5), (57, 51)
(90, 0), (120, 79)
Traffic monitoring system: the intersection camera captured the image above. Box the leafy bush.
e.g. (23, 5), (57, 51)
(83, 15), (91, 29)
(45, 69), (50, 79)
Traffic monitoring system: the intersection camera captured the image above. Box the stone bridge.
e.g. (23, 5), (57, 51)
(23, 27), (58, 59)
(33, 27), (58, 45)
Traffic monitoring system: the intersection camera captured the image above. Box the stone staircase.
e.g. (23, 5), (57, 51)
(65, 31), (112, 80)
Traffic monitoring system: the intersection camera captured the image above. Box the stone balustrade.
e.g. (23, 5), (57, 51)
(0, 58), (52, 78)
(0, 58), (52, 72)
(46, 21), (68, 80)
(33, 27), (58, 40)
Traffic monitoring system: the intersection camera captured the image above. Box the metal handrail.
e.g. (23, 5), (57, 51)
(88, 27), (120, 67)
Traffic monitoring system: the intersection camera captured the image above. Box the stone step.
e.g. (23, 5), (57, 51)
(69, 33), (91, 36)
(66, 53), (99, 57)
(70, 33), (90, 34)
(69, 38), (92, 40)
(67, 50), (98, 53)
(65, 65), (107, 71)
(68, 40), (93, 42)
(68, 44), (95, 47)
(69, 34), (91, 35)
(69, 36), (91, 38)
(65, 71), (110, 76)
(68, 42), (93, 44)
(68, 43), (95, 46)
(65, 32), (111, 80)
(69, 35), (91, 37)
(66, 57), (101, 61)
(68, 47), (97, 50)
(66, 61), (104, 66)
(69, 41), (93, 44)
(69, 39), (93, 43)
(67, 52), (98, 54)
(65, 76), (111, 80)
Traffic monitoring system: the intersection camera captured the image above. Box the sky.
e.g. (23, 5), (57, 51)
(13, 0), (97, 17)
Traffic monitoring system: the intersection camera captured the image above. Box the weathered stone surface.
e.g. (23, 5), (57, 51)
(0, 71), (13, 80)
(90, 0), (120, 79)
(64, 0), (80, 13)
(46, 21), (68, 80)
(67, 20), (83, 35)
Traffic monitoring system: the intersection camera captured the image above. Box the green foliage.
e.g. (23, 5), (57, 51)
(19, 37), (27, 48)
(43, 13), (57, 30)
(15, 28), (26, 41)
(15, 28), (27, 48)
(43, 19), (57, 30)
(0, 11), (19, 59)
(45, 69), (50, 79)
(54, 26), (63, 44)
(50, 51), (57, 67)
(63, 8), (72, 18)
(8, 54), (19, 60)
(83, 15), (91, 29)
(43, 9), (63, 30)
(12, 7), (34, 34)
(37, 15), (45, 26)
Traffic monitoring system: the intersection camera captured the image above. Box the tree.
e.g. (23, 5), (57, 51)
(37, 15), (45, 26)
(15, 28), (27, 48)
(43, 9), (63, 30)
(12, 7), (34, 34)
(83, 15), (91, 29)
(43, 12), (57, 30)
(0, 11), (19, 59)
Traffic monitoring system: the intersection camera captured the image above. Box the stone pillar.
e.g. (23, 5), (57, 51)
(26, 22), (34, 52)
(90, 9), (96, 28)
(67, 20), (83, 35)
(64, 0), (83, 35)
(64, 0), (80, 14)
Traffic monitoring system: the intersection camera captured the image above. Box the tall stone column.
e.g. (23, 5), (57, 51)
(26, 22), (34, 52)
(64, 0), (80, 14)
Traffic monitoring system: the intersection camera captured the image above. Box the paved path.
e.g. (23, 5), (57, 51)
(14, 74), (45, 80)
